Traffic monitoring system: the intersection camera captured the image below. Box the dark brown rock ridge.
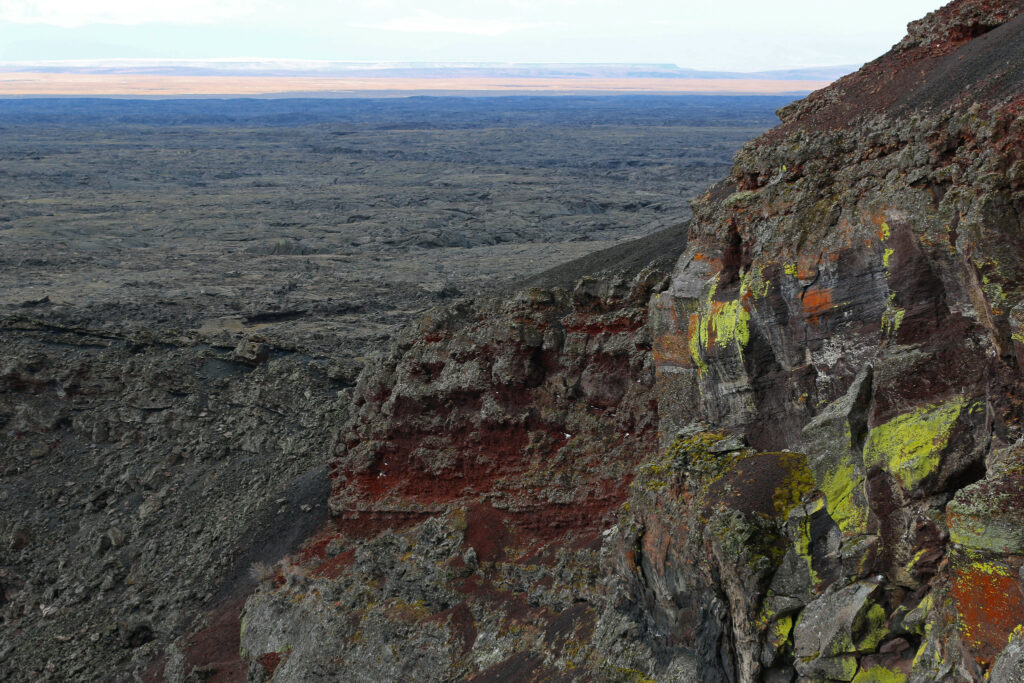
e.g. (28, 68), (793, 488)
(237, 1), (1024, 681)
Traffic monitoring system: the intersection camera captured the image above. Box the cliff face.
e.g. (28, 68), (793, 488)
(644, 0), (1024, 679)
(239, 273), (678, 681)
(237, 2), (1024, 681)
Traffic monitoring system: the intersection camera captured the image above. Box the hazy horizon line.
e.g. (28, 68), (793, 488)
(0, 60), (857, 88)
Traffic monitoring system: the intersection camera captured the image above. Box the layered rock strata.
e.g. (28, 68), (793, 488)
(239, 1), (1024, 681)
(240, 271), (679, 680)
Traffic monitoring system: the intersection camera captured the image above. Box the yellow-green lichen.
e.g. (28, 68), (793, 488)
(756, 603), (776, 629)
(912, 621), (933, 668)
(820, 457), (868, 536)
(907, 548), (930, 572)
(710, 298), (751, 350)
(852, 666), (907, 683)
(794, 499), (825, 586)
(688, 312), (708, 375)
(682, 435), (746, 487)
(739, 264), (770, 301)
(963, 559), (1013, 578)
(773, 454), (815, 517)
(881, 292), (906, 338)
(855, 603), (889, 652)
(981, 275), (1007, 316)
(840, 656), (860, 680)
(688, 275), (752, 374)
(636, 432), (733, 494)
(724, 189), (759, 207)
(610, 665), (657, 683)
(883, 248), (894, 269)
(785, 263), (798, 277)
(815, 423), (864, 536)
(772, 615), (794, 645)
(880, 222), (891, 241)
(863, 398), (967, 490)
(709, 508), (782, 574)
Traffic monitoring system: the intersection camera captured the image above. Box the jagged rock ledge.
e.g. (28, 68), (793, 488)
(216, 2), (1024, 681)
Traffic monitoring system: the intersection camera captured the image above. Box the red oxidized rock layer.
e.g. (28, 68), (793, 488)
(328, 277), (661, 538)
(236, 3), (1024, 681)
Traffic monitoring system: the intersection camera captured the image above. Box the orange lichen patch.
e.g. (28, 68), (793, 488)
(640, 519), (671, 578)
(795, 254), (819, 280)
(653, 333), (692, 368)
(802, 288), (834, 323)
(692, 251), (724, 273)
(951, 557), (1024, 665)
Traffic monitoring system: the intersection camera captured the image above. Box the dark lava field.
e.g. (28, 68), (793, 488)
(0, 95), (786, 679)
(0, 96), (785, 356)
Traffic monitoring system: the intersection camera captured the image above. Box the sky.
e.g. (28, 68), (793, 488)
(0, 0), (946, 71)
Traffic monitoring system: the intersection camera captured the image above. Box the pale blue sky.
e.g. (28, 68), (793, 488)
(0, 0), (945, 71)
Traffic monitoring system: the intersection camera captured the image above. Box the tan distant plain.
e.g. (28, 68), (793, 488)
(0, 72), (829, 96)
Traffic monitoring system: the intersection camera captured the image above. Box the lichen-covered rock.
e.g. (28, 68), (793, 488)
(791, 581), (885, 673)
(643, 0), (1024, 679)
(236, 2), (1024, 680)
(990, 628), (1024, 683)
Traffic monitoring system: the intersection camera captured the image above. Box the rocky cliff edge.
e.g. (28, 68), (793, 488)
(234, 2), (1024, 681)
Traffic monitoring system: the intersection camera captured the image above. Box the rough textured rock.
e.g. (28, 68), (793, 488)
(642, 1), (1024, 679)
(0, 320), (343, 680)
(239, 269), (675, 680)
(215, 1), (1024, 681)
(0, 96), (756, 681)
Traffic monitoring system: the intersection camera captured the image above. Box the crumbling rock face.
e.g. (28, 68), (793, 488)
(330, 273), (662, 527)
(240, 271), (678, 680)
(240, 2), (1024, 681)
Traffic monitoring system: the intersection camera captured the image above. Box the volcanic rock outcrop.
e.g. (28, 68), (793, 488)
(232, 1), (1024, 681)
